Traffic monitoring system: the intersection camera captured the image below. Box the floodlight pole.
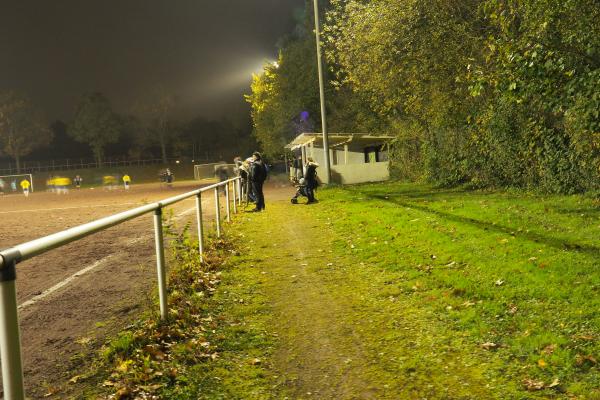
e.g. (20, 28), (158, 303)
(313, 0), (331, 184)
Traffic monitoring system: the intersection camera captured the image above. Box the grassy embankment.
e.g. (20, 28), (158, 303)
(75, 182), (598, 399)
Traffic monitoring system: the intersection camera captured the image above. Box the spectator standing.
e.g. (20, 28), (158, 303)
(304, 157), (319, 204)
(292, 155), (303, 181)
(216, 165), (229, 182)
(249, 151), (267, 212)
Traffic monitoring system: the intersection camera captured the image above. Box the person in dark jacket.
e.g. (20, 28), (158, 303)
(304, 157), (319, 204)
(249, 151), (267, 211)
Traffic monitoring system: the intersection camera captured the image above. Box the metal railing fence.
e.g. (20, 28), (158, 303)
(0, 176), (244, 400)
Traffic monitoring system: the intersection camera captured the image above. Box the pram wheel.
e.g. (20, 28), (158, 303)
(291, 198), (298, 204)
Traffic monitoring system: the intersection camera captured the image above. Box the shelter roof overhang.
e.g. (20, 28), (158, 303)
(285, 133), (394, 150)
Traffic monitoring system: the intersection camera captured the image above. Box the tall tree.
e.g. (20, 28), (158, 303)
(70, 92), (121, 166)
(152, 93), (177, 164)
(132, 89), (180, 164)
(0, 91), (51, 172)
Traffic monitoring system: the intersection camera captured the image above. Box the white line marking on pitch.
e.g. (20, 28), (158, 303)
(175, 206), (197, 217)
(18, 200), (209, 310)
(18, 255), (115, 310)
(0, 203), (140, 214)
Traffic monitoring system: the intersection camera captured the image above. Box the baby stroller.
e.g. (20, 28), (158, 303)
(290, 178), (309, 204)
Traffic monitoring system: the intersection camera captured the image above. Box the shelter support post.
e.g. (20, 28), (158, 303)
(344, 144), (349, 164)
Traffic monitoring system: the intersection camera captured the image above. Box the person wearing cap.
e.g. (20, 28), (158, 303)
(249, 151), (267, 211)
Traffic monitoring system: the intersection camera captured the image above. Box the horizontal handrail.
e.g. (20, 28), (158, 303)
(0, 178), (238, 269)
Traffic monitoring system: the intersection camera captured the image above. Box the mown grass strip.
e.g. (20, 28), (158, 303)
(319, 182), (599, 397)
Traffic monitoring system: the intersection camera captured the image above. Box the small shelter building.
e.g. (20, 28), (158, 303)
(286, 132), (394, 185)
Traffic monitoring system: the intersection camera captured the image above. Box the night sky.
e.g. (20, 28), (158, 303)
(0, 0), (305, 121)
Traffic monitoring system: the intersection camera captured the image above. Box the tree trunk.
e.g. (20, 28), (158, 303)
(159, 131), (167, 164)
(94, 147), (103, 168)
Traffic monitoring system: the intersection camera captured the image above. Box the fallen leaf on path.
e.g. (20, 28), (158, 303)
(575, 354), (597, 366)
(250, 358), (262, 365)
(495, 279), (505, 286)
(116, 359), (133, 373)
(139, 384), (164, 392)
(43, 387), (61, 397)
(75, 337), (92, 345)
(538, 359), (547, 368)
(114, 387), (131, 399)
(523, 378), (545, 391)
(548, 378), (560, 388)
(481, 342), (499, 350)
(572, 334), (595, 341)
(542, 344), (556, 355)
(68, 375), (83, 384)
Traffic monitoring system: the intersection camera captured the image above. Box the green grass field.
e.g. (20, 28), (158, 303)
(82, 181), (599, 399)
(318, 183), (599, 396)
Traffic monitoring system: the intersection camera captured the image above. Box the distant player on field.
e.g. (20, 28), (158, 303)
(20, 178), (31, 197)
(73, 175), (82, 189)
(54, 176), (71, 194)
(103, 175), (117, 190)
(122, 173), (131, 190)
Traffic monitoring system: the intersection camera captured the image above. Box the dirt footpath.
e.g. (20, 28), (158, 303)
(216, 200), (494, 399)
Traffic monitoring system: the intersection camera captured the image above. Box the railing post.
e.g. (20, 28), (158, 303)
(232, 180), (238, 214)
(153, 208), (168, 320)
(214, 188), (221, 237)
(239, 179), (244, 206)
(0, 259), (26, 400)
(195, 193), (204, 262)
(225, 182), (231, 222)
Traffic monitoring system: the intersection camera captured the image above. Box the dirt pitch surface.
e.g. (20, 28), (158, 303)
(0, 180), (243, 398)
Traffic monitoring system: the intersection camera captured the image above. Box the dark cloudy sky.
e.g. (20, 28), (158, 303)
(0, 0), (305, 121)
